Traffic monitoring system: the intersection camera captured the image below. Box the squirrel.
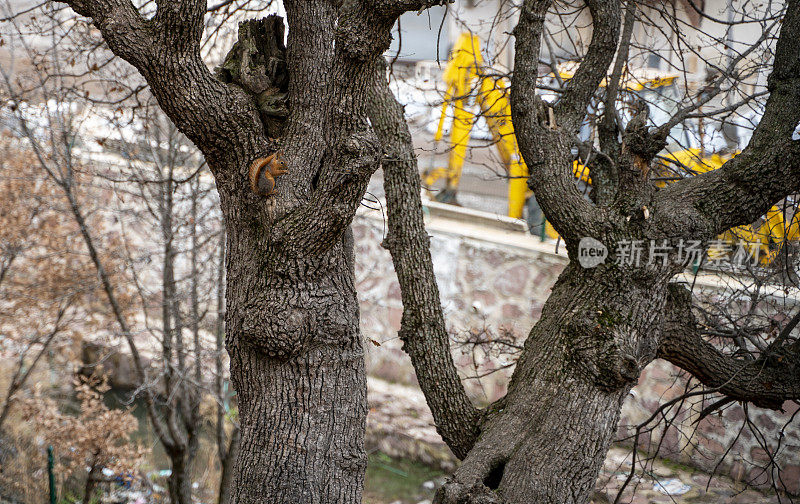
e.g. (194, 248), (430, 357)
(248, 152), (288, 196)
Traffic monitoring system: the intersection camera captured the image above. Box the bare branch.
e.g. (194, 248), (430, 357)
(510, 0), (605, 240)
(555, 0), (621, 129)
(57, 0), (268, 181)
(654, 18), (778, 137)
(367, 59), (480, 459)
(659, 284), (800, 410)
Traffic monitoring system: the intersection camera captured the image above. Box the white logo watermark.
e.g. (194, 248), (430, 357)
(578, 237), (608, 268)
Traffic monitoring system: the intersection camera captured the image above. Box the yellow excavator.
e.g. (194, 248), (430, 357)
(423, 33), (669, 237)
(423, 33), (798, 264)
(423, 32), (540, 221)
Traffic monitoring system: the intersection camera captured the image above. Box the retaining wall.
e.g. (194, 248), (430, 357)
(353, 210), (800, 494)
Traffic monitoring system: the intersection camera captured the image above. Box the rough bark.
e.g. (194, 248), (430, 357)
(376, 1), (800, 503)
(57, 1), (451, 503)
(224, 224), (369, 504)
(434, 263), (666, 504)
(52, 0), (800, 503)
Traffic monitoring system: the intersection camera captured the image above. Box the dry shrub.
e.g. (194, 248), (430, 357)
(17, 375), (143, 501)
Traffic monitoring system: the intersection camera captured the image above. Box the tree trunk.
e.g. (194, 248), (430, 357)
(84, 460), (101, 503)
(225, 212), (367, 504)
(214, 231), (239, 504)
(168, 452), (192, 504)
(217, 427), (240, 504)
(436, 263), (666, 504)
(51, 3), (455, 504)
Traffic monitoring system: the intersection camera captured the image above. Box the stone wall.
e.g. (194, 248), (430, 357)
(619, 360), (800, 494)
(353, 211), (800, 494)
(354, 211), (565, 401)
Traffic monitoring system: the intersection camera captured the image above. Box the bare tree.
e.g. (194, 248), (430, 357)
(0, 142), (75, 430)
(213, 230), (240, 504)
(5, 0), (452, 503)
(4, 0), (800, 503)
(0, 20), (226, 499)
(370, 1), (800, 503)
(108, 107), (213, 504)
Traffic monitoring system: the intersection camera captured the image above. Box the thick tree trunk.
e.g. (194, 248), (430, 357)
(225, 206), (367, 504)
(436, 263), (666, 504)
(50, 3), (450, 504)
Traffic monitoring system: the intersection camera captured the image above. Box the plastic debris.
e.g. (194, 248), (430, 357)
(653, 478), (691, 495)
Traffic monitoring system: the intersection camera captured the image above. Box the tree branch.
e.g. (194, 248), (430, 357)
(660, 284), (800, 410)
(367, 58), (480, 459)
(279, 0), (337, 192)
(58, 0), (269, 183)
(510, 0), (605, 241)
(57, 0), (153, 66)
(595, 0), (636, 205)
(650, 2), (800, 240)
(64, 188), (179, 452)
(0, 307), (67, 430)
(653, 18), (778, 138)
(555, 0), (621, 130)
(277, 0), (453, 254)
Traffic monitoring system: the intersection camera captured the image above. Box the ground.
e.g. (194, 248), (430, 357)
(360, 445), (788, 504)
(365, 377), (792, 504)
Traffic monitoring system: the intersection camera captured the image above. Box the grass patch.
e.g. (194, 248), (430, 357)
(364, 451), (445, 504)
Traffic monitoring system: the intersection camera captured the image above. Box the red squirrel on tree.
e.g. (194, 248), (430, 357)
(248, 152), (288, 196)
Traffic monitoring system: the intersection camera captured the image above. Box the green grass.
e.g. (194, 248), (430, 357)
(364, 452), (445, 504)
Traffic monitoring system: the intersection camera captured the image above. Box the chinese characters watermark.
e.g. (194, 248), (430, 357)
(578, 237), (762, 269)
